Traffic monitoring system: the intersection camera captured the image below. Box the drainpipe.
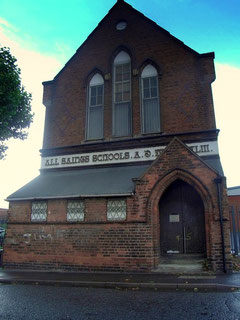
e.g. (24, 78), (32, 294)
(214, 177), (226, 273)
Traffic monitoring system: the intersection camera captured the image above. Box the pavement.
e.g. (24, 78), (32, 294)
(0, 268), (239, 292)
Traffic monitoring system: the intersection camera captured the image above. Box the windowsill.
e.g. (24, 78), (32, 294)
(85, 133), (163, 144)
(10, 220), (141, 225)
(141, 131), (163, 136)
(85, 138), (105, 143)
(112, 135), (132, 140)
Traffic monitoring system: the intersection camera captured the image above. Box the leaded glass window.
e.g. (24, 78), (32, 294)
(113, 51), (131, 137)
(31, 201), (47, 222)
(141, 64), (160, 134)
(87, 73), (104, 140)
(107, 199), (126, 221)
(114, 63), (131, 103)
(67, 200), (85, 222)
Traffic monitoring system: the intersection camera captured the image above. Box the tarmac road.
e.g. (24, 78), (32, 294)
(0, 284), (240, 320)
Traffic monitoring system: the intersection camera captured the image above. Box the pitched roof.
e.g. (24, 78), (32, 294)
(228, 186), (240, 196)
(7, 164), (149, 201)
(43, 0), (214, 84)
(137, 137), (223, 180)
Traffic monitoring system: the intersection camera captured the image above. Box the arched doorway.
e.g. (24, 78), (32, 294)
(159, 179), (206, 255)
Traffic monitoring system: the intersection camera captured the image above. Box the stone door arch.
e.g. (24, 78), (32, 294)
(146, 169), (214, 267)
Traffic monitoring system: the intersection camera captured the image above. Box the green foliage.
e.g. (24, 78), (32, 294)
(0, 46), (33, 159)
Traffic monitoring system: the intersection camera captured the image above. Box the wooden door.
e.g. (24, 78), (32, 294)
(159, 180), (205, 255)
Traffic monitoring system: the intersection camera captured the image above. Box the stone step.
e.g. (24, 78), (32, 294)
(162, 254), (205, 260)
(161, 257), (204, 264)
(154, 263), (204, 274)
(153, 254), (205, 274)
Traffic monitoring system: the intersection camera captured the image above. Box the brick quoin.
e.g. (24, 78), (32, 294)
(3, 0), (231, 273)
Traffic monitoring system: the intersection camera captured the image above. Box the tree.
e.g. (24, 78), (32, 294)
(0, 46), (33, 159)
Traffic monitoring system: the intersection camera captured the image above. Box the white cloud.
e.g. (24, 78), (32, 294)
(0, 17), (18, 32)
(0, 19), (62, 208)
(213, 63), (240, 188)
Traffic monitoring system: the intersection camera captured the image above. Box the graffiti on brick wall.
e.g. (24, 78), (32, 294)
(23, 229), (67, 244)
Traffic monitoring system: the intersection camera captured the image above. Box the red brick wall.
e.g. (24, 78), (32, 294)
(42, 1), (216, 150)
(4, 3), (229, 273)
(3, 138), (231, 272)
(131, 138), (231, 271)
(4, 200), (154, 271)
(229, 195), (240, 209)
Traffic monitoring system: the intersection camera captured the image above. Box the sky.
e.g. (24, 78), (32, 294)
(0, 0), (240, 208)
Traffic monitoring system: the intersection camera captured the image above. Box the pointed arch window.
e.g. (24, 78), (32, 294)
(113, 51), (131, 137)
(87, 73), (104, 140)
(141, 64), (160, 134)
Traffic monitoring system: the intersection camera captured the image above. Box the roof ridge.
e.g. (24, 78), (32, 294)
(46, 0), (214, 82)
(135, 137), (221, 181)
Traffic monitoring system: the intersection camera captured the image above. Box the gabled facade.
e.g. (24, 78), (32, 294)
(4, 0), (231, 272)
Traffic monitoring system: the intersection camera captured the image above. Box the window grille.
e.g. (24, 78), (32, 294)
(31, 201), (47, 222)
(67, 200), (85, 222)
(107, 199), (126, 221)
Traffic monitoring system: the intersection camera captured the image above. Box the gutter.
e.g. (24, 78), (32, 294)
(6, 193), (134, 202)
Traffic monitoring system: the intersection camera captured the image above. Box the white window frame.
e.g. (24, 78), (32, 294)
(31, 201), (47, 222)
(141, 64), (161, 134)
(86, 73), (104, 140)
(113, 51), (132, 137)
(107, 198), (127, 221)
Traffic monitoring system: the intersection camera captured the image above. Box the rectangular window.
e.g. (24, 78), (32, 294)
(113, 63), (131, 137)
(142, 76), (160, 134)
(67, 200), (85, 222)
(87, 84), (104, 140)
(31, 201), (47, 222)
(107, 199), (126, 221)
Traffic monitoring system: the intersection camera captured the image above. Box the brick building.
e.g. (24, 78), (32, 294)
(4, 0), (231, 272)
(228, 187), (240, 255)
